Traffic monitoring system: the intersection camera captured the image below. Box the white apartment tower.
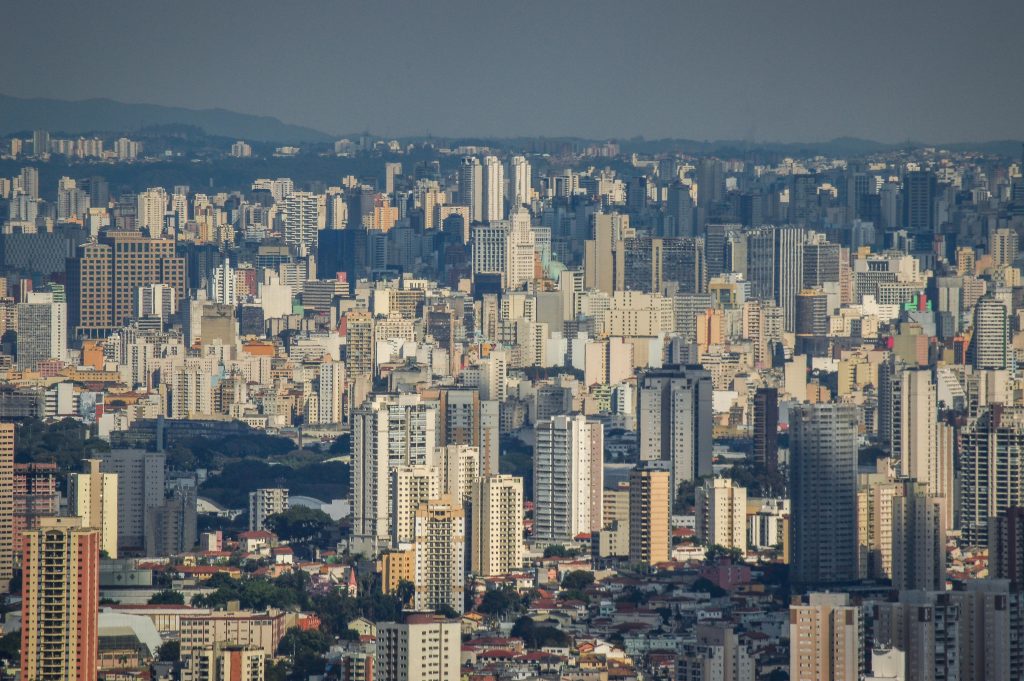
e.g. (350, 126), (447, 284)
(470, 475), (524, 577)
(695, 477), (748, 553)
(482, 155), (504, 222)
(248, 488), (288, 532)
(282, 191), (320, 255)
(68, 459), (119, 558)
(508, 155), (531, 209)
(533, 414), (603, 544)
(412, 497), (465, 615)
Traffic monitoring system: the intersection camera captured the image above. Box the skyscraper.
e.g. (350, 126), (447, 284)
(67, 459), (118, 558)
(136, 187), (168, 234)
(990, 507), (1024, 589)
(376, 614), (461, 681)
(412, 496), (465, 614)
(774, 226), (806, 332)
(248, 488), (288, 532)
(508, 155), (531, 209)
(470, 475), (524, 577)
(458, 156), (483, 223)
(15, 291), (67, 370)
(969, 294), (1009, 370)
(98, 449), (166, 552)
(21, 516), (100, 681)
(533, 414), (603, 543)
(752, 388), (779, 474)
(637, 365), (713, 492)
(628, 467), (670, 566)
(695, 477), (747, 553)
(282, 191), (319, 254)
(959, 404), (1024, 546)
(901, 170), (937, 236)
(790, 404), (858, 586)
(482, 155), (504, 222)
(891, 480), (947, 592)
(0, 424), (12, 593)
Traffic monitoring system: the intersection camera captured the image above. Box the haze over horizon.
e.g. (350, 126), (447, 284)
(1, 0), (1021, 144)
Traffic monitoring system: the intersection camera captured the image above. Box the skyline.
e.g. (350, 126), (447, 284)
(1, 0), (1022, 143)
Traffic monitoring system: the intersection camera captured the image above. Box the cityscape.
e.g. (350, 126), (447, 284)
(2, 2), (1024, 681)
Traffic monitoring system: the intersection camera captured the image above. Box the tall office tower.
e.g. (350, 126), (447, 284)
(136, 187), (168, 234)
(901, 170), (937, 236)
(676, 623), (756, 681)
(533, 414), (604, 543)
(789, 593), (861, 681)
(317, 361), (345, 425)
(248, 488), (288, 532)
(97, 450), (166, 552)
(32, 129), (51, 157)
(15, 291), (67, 370)
(458, 156), (483, 222)
(990, 227), (1019, 266)
(868, 591), (959, 681)
(390, 465), (440, 548)
(628, 467), (670, 566)
(208, 257), (237, 306)
(482, 155), (504, 222)
(990, 507), (1024, 588)
(471, 222), (510, 284)
(412, 496), (465, 614)
(774, 225), (806, 332)
(665, 182), (696, 237)
(506, 208), (537, 291)
(892, 369), (954, 518)
(583, 212), (630, 294)
(470, 475), (524, 576)
(344, 310), (376, 379)
(384, 161), (403, 195)
(704, 223), (739, 279)
(959, 405), (1024, 547)
(136, 283), (176, 324)
(696, 158), (724, 206)
(0, 424), (11, 593)
(950, 579), (1024, 681)
(68, 459), (118, 558)
(325, 188), (348, 228)
(789, 173), (819, 225)
(67, 231), (186, 338)
(319, 226), (367, 283)
(794, 289), (829, 337)
(802, 234), (841, 287)
(742, 227), (774, 300)
(637, 365), (713, 492)
(21, 517), (99, 681)
(376, 614), (461, 681)
(184, 643), (264, 681)
(891, 480), (947, 592)
(790, 404), (859, 587)
(508, 155), (531, 208)
(968, 294), (1009, 370)
(437, 388), (499, 476)
(352, 394), (438, 555)
(13, 462), (58, 561)
(695, 477), (747, 553)
(20, 166), (40, 200)
(752, 388), (779, 474)
(282, 191), (319, 254)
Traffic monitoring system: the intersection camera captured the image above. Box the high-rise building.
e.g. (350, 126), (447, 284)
(628, 467), (670, 566)
(960, 405), (1024, 546)
(136, 187), (168, 234)
(868, 590), (960, 681)
(470, 475), (523, 577)
(344, 311), (376, 380)
(282, 191), (319, 254)
(67, 459), (118, 558)
(989, 507), (1024, 589)
(901, 170), (937, 236)
(482, 155), (504, 223)
(533, 414), (604, 544)
(437, 388), (500, 476)
(989, 227), (1019, 267)
(676, 623), (755, 681)
(67, 231), (187, 339)
(352, 394), (438, 555)
(248, 488), (288, 532)
(790, 404), (859, 586)
(21, 516), (100, 681)
(695, 477), (747, 553)
(0, 424), (12, 593)
(376, 614), (461, 681)
(390, 465), (439, 548)
(949, 579), (1024, 681)
(458, 156), (483, 223)
(316, 361), (346, 425)
(774, 226), (806, 332)
(209, 257), (237, 306)
(413, 496), (465, 614)
(15, 291), (67, 370)
(891, 480), (947, 592)
(13, 462), (58, 563)
(789, 593), (861, 681)
(752, 387), (779, 474)
(98, 449), (166, 552)
(508, 155), (531, 209)
(969, 294), (1009, 370)
(637, 365), (713, 492)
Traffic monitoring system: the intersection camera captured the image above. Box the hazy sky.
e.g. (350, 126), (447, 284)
(1, 0), (1021, 143)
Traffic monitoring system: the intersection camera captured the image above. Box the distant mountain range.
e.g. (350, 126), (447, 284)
(0, 93), (334, 143)
(1, 93), (1021, 157)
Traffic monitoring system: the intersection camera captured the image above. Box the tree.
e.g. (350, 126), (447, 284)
(265, 507), (335, 557)
(157, 640), (180, 662)
(705, 544), (743, 564)
(477, 588), (519, 618)
(560, 570), (594, 591)
(543, 544), (580, 558)
(0, 630), (20, 663)
(277, 627), (331, 681)
(148, 589), (185, 605)
(434, 604), (459, 618)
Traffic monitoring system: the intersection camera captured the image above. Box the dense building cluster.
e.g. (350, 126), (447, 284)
(1, 130), (1024, 681)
